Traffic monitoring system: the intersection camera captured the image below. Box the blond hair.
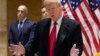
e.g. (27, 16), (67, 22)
(43, 0), (61, 7)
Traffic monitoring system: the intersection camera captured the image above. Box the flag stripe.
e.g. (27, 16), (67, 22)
(64, 4), (91, 56)
(79, 2), (99, 52)
(94, 9), (100, 23)
(62, 4), (93, 55)
(63, 3), (75, 20)
(67, 1), (94, 55)
(81, 2), (100, 44)
(63, 4), (92, 55)
(61, 0), (100, 56)
(83, 43), (89, 56)
(75, 8), (96, 56)
(83, 0), (100, 30)
(79, 5), (99, 54)
(63, 4), (93, 56)
(81, 1), (100, 53)
(63, 2), (92, 53)
(82, 33), (91, 56)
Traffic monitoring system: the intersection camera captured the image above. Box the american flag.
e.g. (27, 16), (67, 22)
(60, 0), (100, 56)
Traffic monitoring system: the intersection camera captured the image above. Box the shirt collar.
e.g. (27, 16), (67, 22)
(19, 17), (27, 23)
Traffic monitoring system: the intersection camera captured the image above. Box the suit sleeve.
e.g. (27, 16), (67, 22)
(24, 23), (38, 54)
(73, 24), (83, 56)
(8, 26), (14, 45)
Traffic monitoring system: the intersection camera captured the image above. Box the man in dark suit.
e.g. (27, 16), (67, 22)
(8, 5), (36, 56)
(34, 0), (83, 56)
(10, 0), (83, 56)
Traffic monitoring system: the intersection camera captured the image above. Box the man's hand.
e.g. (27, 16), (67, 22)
(8, 42), (25, 56)
(70, 44), (79, 56)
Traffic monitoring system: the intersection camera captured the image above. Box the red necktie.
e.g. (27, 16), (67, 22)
(49, 22), (57, 56)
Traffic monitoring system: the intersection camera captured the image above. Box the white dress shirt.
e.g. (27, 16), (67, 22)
(18, 17), (27, 29)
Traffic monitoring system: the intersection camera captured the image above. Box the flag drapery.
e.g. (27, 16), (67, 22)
(60, 0), (100, 56)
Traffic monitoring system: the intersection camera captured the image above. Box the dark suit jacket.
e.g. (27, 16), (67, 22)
(8, 19), (36, 56)
(28, 17), (83, 56)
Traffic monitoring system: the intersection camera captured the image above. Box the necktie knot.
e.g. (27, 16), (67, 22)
(54, 22), (57, 25)
(19, 21), (23, 25)
(19, 21), (23, 30)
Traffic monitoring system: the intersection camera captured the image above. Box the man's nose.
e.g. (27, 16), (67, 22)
(19, 11), (22, 14)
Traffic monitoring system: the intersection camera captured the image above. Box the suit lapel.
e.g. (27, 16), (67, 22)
(43, 19), (51, 55)
(18, 19), (28, 37)
(55, 17), (70, 55)
(13, 21), (20, 44)
(14, 21), (19, 36)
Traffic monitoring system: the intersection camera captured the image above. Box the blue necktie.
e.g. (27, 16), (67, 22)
(19, 21), (23, 32)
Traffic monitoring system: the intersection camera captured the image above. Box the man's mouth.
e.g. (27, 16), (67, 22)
(51, 15), (54, 17)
